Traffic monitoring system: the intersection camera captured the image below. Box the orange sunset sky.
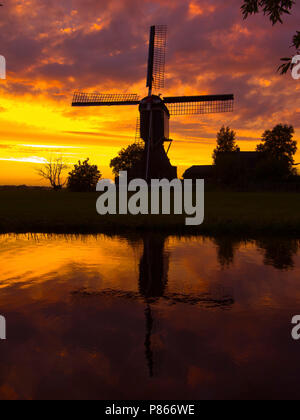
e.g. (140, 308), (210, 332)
(0, 0), (299, 185)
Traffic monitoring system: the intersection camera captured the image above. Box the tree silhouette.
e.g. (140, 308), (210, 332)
(67, 158), (101, 192)
(257, 238), (299, 270)
(256, 124), (297, 168)
(213, 126), (239, 164)
(241, 0), (299, 74)
(37, 157), (67, 190)
(110, 143), (144, 177)
(213, 237), (242, 268)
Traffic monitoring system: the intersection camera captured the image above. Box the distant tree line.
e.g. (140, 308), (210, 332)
(38, 144), (144, 191)
(212, 123), (298, 187)
(38, 122), (298, 191)
(38, 158), (101, 192)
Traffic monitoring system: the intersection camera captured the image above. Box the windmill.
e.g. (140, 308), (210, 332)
(72, 25), (234, 181)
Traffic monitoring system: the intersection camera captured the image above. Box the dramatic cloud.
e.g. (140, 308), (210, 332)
(0, 0), (299, 183)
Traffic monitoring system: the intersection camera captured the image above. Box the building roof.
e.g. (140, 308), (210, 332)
(183, 165), (214, 178)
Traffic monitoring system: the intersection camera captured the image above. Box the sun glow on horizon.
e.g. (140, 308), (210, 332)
(0, 0), (299, 186)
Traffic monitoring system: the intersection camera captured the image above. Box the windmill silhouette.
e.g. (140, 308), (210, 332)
(72, 25), (234, 181)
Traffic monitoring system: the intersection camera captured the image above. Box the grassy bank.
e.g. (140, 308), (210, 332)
(1, 188), (300, 236)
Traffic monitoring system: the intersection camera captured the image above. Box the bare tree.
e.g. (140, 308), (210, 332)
(37, 157), (68, 190)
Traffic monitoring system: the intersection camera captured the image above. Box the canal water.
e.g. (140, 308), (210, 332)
(0, 233), (299, 399)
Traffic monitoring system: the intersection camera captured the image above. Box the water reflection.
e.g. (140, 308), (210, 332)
(213, 236), (300, 271)
(139, 234), (169, 300)
(213, 236), (241, 268)
(257, 238), (299, 271)
(73, 234), (235, 378)
(138, 234), (234, 377)
(0, 233), (300, 399)
(139, 234), (167, 377)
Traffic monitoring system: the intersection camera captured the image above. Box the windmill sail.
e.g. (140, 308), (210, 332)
(146, 25), (167, 93)
(163, 94), (234, 116)
(72, 92), (140, 107)
(135, 115), (143, 143)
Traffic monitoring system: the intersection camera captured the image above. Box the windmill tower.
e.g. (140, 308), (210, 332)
(72, 25), (234, 181)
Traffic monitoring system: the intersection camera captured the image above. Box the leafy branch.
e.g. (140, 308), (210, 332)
(241, 1), (299, 74)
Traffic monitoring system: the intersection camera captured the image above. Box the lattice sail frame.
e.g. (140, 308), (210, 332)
(152, 25), (167, 90)
(164, 95), (234, 116)
(72, 92), (140, 106)
(135, 114), (144, 145)
(147, 25), (168, 92)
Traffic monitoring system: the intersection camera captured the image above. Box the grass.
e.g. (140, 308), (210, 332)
(1, 188), (300, 236)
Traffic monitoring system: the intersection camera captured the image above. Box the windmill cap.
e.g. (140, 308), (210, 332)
(141, 95), (164, 104)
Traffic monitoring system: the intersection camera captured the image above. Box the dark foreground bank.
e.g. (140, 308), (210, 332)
(1, 188), (300, 236)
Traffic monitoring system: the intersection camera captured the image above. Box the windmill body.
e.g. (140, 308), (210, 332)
(72, 25), (234, 181)
(139, 95), (170, 145)
(134, 94), (176, 180)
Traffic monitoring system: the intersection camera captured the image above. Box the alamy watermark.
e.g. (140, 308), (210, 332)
(0, 316), (6, 340)
(292, 55), (300, 80)
(96, 172), (204, 226)
(0, 55), (6, 79)
(291, 315), (300, 340)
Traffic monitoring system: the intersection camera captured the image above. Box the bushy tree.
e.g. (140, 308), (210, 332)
(254, 124), (297, 180)
(110, 143), (144, 177)
(213, 126), (239, 164)
(256, 124), (297, 168)
(67, 158), (101, 192)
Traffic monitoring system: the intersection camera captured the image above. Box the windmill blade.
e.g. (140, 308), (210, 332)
(72, 288), (234, 309)
(146, 25), (167, 93)
(164, 94), (234, 116)
(72, 92), (140, 107)
(135, 114), (144, 144)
